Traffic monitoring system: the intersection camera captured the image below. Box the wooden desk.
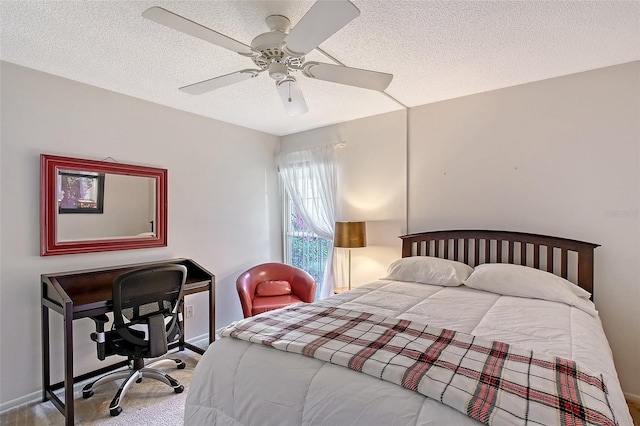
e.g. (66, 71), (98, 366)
(41, 258), (215, 426)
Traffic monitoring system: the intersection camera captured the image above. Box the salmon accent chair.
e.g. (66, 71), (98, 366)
(236, 263), (316, 318)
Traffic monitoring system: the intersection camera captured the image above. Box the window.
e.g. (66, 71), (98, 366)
(277, 145), (336, 299)
(283, 192), (330, 299)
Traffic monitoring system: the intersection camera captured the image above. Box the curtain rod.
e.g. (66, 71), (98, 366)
(279, 141), (346, 155)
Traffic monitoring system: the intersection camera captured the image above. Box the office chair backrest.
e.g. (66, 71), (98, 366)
(113, 264), (187, 356)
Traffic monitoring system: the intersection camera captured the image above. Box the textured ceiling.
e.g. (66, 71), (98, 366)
(1, 1), (639, 136)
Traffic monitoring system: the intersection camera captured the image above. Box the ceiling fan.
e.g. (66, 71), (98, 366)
(142, 0), (393, 116)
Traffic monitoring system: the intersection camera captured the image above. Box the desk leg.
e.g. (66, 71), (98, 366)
(63, 301), (74, 426)
(41, 303), (50, 402)
(179, 303), (185, 351)
(209, 281), (215, 343)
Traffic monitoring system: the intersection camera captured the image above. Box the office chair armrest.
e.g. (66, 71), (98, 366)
(89, 314), (110, 360)
(90, 314), (109, 328)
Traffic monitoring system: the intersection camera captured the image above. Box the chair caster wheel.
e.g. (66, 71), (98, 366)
(177, 362), (186, 370)
(110, 406), (122, 416)
(175, 385), (184, 394)
(136, 377), (142, 383)
(82, 390), (94, 399)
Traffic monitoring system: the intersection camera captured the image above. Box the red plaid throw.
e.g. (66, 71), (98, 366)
(221, 304), (618, 426)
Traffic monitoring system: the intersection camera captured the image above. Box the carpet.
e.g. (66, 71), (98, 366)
(1, 351), (200, 426)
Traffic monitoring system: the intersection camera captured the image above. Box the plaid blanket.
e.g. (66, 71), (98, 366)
(220, 304), (618, 425)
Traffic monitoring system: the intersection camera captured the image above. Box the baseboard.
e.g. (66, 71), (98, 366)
(0, 335), (210, 414)
(0, 390), (42, 414)
(625, 392), (640, 404)
(186, 333), (211, 345)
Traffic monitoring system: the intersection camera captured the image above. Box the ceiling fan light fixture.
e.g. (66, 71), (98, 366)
(268, 62), (288, 81)
(277, 77), (308, 116)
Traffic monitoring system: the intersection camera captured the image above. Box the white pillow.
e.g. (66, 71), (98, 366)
(385, 257), (474, 287)
(463, 263), (596, 315)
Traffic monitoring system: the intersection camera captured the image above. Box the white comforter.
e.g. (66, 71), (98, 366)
(185, 280), (632, 425)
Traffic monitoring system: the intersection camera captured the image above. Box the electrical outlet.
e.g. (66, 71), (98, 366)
(186, 305), (194, 318)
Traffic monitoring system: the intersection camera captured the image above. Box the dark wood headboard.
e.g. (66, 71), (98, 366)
(400, 230), (599, 297)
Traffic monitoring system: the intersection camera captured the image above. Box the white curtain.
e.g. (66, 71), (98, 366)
(276, 145), (337, 300)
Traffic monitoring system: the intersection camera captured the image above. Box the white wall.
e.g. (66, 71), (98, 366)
(0, 61), (282, 408)
(280, 110), (407, 288)
(408, 61), (640, 395)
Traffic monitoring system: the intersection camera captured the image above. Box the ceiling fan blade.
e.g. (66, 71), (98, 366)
(180, 69), (260, 95)
(302, 62), (392, 91)
(276, 78), (308, 116)
(282, 0), (360, 57)
(142, 7), (258, 57)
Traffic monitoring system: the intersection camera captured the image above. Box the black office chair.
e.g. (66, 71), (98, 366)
(82, 264), (188, 416)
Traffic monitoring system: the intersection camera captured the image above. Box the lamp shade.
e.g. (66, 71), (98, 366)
(334, 222), (367, 248)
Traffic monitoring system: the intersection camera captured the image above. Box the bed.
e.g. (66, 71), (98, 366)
(185, 230), (632, 425)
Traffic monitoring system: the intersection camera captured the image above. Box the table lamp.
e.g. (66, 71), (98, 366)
(334, 221), (367, 290)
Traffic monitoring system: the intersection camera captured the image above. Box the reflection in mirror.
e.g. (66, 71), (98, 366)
(58, 170), (105, 214)
(57, 174), (156, 241)
(41, 154), (167, 256)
